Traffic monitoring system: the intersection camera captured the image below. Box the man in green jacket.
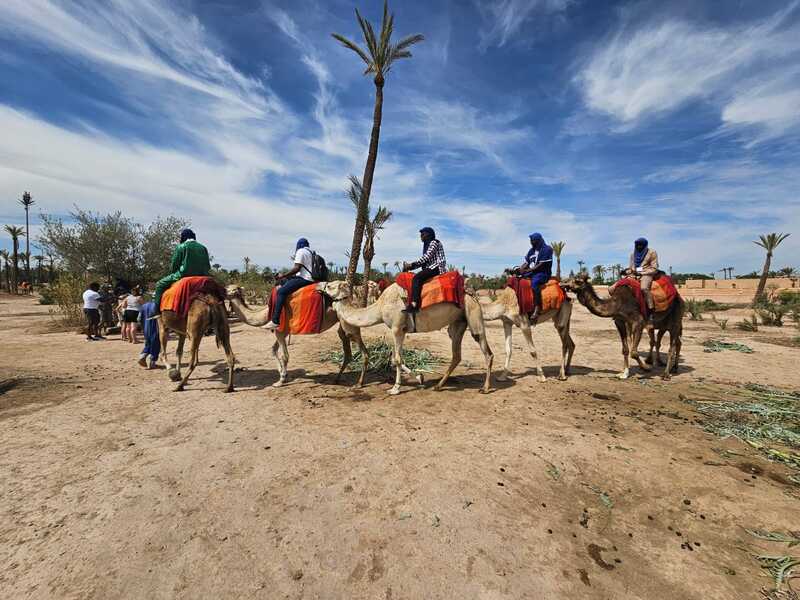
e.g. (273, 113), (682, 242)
(152, 228), (211, 315)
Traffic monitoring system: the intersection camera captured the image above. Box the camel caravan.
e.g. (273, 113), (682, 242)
(128, 227), (683, 394)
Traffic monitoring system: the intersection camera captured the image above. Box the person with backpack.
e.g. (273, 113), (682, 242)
(265, 238), (325, 330)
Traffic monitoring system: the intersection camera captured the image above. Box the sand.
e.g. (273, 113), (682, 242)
(1, 292), (798, 599)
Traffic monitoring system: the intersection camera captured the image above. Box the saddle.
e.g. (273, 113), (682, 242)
(160, 276), (226, 318)
(506, 277), (566, 315)
(267, 284), (325, 335)
(395, 271), (465, 310)
(613, 274), (679, 316)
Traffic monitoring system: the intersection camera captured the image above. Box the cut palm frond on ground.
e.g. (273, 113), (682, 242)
(322, 340), (441, 374)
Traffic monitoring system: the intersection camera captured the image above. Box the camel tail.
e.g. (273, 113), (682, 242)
(210, 300), (229, 349)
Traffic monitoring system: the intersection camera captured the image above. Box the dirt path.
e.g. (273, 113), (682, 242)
(1, 293), (798, 599)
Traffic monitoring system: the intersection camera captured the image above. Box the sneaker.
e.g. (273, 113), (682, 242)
(138, 356), (148, 368)
(264, 321), (279, 330)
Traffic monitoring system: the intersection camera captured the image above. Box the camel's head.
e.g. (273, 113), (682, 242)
(321, 280), (351, 302)
(225, 285), (245, 301)
(562, 272), (590, 292)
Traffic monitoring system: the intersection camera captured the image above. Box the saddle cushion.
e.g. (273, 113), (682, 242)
(395, 271), (465, 309)
(268, 284), (325, 335)
(612, 275), (678, 316)
(160, 276), (226, 318)
(506, 277), (566, 315)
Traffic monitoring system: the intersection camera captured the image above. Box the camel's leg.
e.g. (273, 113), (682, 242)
(663, 324), (682, 379)
(334, 325), (353, 384)
(630, 322), (650, 373)
(271, 334), (290, 387)
(173, 335), (186, 382)
(434, 321), (467, 392)
(520, 318), (546, 383)
(654, 329), (667, 366)
(175, 335), (201, 392)
(496, 319), (513, 382)
(159, 323), (176, 380)
(351, 328), (370, 388)
(555, 304), (575, 381)
(389, 327), (406, 396)
(475, 326), (494, 394)
(218, 312), (236, 393)
(615, 319), (630, 379)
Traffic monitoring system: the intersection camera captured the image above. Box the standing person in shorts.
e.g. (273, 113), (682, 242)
(82, 282), (102, 341)
(122, 285), (143, 343)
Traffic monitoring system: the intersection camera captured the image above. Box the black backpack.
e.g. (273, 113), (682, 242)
(305, 251), (329, 282)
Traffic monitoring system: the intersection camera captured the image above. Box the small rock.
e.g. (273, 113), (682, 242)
(291, 569), (303, 580)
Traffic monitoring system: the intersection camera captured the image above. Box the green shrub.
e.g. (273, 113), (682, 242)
(757, 303), (787, 327)
(736, 314), (759, 332)
(685, 299), (704, 321)
(47, 273), (87, 329)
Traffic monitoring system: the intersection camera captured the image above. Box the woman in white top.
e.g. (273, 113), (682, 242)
(122, 285), (143, 344)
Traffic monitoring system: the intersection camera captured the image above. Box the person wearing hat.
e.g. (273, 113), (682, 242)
(625, 237), (659, 325)
(401, 227), (447, 314)
(152, 228), (211, 315)
(513, 232), (553, 320)
(264, 238), (317, 330)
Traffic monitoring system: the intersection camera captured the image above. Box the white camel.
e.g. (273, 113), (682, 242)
(322, 281), (494, 395)
(226, 285), (369, 387)
(477, 286), (575, 382)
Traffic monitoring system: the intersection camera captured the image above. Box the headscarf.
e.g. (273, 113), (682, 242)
(529, 232), (544, 249)
(633, 237), (649, 267)
(296, 238), (309, 251)
(419, 227), (436, 253)
(180, 228), (196, 243)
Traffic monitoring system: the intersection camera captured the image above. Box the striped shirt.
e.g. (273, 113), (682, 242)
(412, 239), (447, 274)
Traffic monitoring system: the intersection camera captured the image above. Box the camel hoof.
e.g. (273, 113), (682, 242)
(618, 370), (630, 380)
(168, 369), (180, 382)
(173, 385), (184, 392)
(496, 373), (509, 382)
(224, 387), (235, 393)
(558, 375), (567, 381)
(272, 380), (285, 388)
(415, 374), (424, 385)
(538, 376), (547, 383)
(661, 374), (672, 381)
(388, 387), (401, 396)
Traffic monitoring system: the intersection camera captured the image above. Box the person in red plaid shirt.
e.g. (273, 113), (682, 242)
(401, 227), (447, 314)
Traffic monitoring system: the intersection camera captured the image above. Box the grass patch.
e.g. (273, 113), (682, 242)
(702, 339), (754, 353)
(321, 340), (442, 374)
(684, 383), (800, 471)
(737, 314), (760, 332)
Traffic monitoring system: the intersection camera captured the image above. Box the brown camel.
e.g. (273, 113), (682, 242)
(477, 286), (575, 382)
(322, 281), (494, 395)
(226, 285), (370, 388)
(563, 273), (683, 379)
(159, 294), (236, 392)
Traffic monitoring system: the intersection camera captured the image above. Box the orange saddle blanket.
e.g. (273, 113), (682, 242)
(395, 271), (465, 309)
(267, 284), (325, 335)
(613, 275), (679, 316)
(506, 277), (566, 315)
(160, 276), (226, 318)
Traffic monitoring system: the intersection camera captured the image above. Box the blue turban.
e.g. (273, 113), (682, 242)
(180, 228), (196, 243)
(529, 232), (544, 249)
(633, 238), (648, 267)
(296, 237), (309, 251)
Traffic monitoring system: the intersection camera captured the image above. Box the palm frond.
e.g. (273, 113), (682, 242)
(393, 33), (425, 53)
(372, 206), (393, 229)
(331, 33), (371, 66)
(356, 9), (379, 62)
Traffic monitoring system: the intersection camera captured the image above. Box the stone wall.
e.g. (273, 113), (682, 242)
(679, 278), (799, 303)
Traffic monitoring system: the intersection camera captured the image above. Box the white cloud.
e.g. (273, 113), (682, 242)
(475, 0), (572, 50)
(577, 3), (800, 139)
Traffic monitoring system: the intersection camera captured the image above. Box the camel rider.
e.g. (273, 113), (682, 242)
(627, 237), (659, 324)
(152, 228), (211, 316)
(402, 227), (447, 314)
(515, 232), (553, 319)
(264, 238), (316, 330)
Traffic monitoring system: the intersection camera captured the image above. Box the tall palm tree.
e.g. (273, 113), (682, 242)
(347, 176), (392, 306)
(0, 249), (9, 292)
(19, 191), (34, 281)
(382, 261), (389, 277)
(332, 1), (423, 288)
(550, 241), (565, 280)
(394, 260), (401, 273)
(753, 233), (790, 304)
(577, 260), (585, 274)
(591, 264), (606, 284)
(4, 225), (25, 294)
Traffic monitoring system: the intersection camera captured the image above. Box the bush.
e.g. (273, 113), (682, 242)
(685, 299), (704, 321)
(47, 273), (87, 329)
(777, 290), (800, 306)
(756, 302), (787, 327)
(736, 314), (759, 332)
(700, 299), (733, 311)
(710, 314), (728, 331)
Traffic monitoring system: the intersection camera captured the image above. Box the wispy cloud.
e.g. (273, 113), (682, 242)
(577, 3), (800, 140)
(475, 0), (571, 50)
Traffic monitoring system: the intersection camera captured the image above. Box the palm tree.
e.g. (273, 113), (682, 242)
(19, 191), (34, 281)
(777, 266), (796, 278)
(577, 260), (585, 274)
(243, 257), (251, 273)
(347, 176), (392, 306)
(591, 264), (606, 284)
(0, 249), (9, 292)
(33, 254), (44, 285)
(753, 233), (790, 304)
(4, 225), (25, 294)
(394, 260), (401, 273)
(332, 1), (424, 288)
(382, 261), (389, 277)
(550, 241), (565, 280)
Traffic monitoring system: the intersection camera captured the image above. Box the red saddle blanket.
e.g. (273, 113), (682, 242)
(267, 284), (324, 335)
(160, 276), (226, 318)
(506, 277), (566, 315)
(613, 275), (679, 316)
(395, 271), (465, 309)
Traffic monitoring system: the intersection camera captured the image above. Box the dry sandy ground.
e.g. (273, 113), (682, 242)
(1, 292), (799, 600)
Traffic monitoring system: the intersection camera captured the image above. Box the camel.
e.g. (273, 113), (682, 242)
(563, 273), (683, 380)
(226, 284), (370, 388)
(477, 286), (575, 382)
(159, 293), (236, 392)
(322, 281), (494, 395)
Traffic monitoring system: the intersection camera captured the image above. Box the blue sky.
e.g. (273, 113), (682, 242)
(1, 0), (798, 276)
